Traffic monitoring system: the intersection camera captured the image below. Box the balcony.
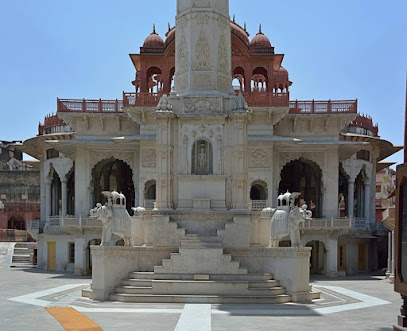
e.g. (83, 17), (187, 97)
(45, 216), (102, 229)
(57, 98), (123, 113)
(289, 100), (357, 114)
(300, 218), (352, 231)
(251, 200), (267, 211)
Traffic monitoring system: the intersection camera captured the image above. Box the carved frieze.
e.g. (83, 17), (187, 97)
(192, 73), (212, 89)
(231, 44), (244, 57)
(217, 34), (229, 74)
(141, 149), (156, 168)
(177, 32), (188, 74)
(184, 97), (222, 113)
(249, 149), (269, 168)
(192, 29), (211, 71)
(217, 75), (231, 92)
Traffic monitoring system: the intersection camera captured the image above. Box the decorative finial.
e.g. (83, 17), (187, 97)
(244, 22), (247, 31)
(233, 14), (235, 22)
(153, 23), (156, 34)
(259, 24), (262, 34)
(168, 22), (171, 32)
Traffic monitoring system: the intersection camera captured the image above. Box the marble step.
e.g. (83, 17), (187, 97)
(114, 282), (286, 296)
(110, 293), (291, 304)
(128, 272), (274, 281)
(12, 254), (31, 262)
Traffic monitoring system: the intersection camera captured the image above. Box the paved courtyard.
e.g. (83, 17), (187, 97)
(0, 251), (402, 331)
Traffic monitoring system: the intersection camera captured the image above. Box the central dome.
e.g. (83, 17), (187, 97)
(250, 25), (272, 48)
(143, 25), (164, 47)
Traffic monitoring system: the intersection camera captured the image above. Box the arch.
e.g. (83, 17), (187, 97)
(250, 180), (268, 210)
(306, 240), (326, 275)
(8, 216), (25, 230)
(146, 66), (162, 94)
(91, 158), (135, 213)
(251, 67), (268, 92)
(144, 179), (156, 210)
(51, 169), (61, 216)
(191, 139), (213, 175)
(233, 67), (246, 92)
(279, 158), (323, 218)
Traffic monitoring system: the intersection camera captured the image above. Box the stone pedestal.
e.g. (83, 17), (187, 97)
(263, 247), (312, 303)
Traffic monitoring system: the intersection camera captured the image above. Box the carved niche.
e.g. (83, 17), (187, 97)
(249, 149), (269, 168)
(177, 32), (189, 74)
(141, 149), (156, 168)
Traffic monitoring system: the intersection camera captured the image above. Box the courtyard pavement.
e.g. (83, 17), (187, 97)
(0, 254), (403, 331)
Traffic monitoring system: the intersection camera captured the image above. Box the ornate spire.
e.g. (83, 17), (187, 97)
(233, 14), (235, 22)
(244, 22), (247, 31)
(259, 24), (262, 34)
(168, 22), (171, 32)
(153, 23), (156, 34)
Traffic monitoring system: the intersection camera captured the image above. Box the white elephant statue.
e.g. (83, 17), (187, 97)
(90, 191), (132, 246)
(267, 192), (312, 248)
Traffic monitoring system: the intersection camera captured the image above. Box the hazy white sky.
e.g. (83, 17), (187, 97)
(0, 0), (406, 164)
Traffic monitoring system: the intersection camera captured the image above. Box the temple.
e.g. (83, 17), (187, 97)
(17, 0), (401, 303)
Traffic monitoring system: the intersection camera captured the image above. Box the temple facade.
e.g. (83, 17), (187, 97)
(19, 0), (400, 283)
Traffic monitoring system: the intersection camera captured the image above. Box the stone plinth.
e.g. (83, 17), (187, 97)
(90, 246), (178, 300)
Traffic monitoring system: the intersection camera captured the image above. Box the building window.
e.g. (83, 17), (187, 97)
(68, 242), (75, 264)
(376, 185), (381, 193)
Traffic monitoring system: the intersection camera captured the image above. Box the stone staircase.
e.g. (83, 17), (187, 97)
(11, 242), (35, 268)
(106, 234), (292, 304)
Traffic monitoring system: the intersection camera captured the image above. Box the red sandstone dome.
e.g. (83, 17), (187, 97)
(165, 27), (175, 46)
(143, 25), (164, 47)
(230, 21), (249, 45)
(275, 66), (289, 79)
(250, 26), (272, 48)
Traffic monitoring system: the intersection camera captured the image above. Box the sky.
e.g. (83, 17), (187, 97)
(0, 0), (406, 165)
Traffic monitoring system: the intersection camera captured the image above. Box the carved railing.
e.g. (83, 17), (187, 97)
(123, 92), (163, 107)
(300, 218), (352, 230)
(46, 216), (102, 229)
(28, 220), (39, 230)
(57, 98), (123, 113)
(251, 200), (267, 211)
(144, 199), (156, 210)
(289, 100), (357, 114)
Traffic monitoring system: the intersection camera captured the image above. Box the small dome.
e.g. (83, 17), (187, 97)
(143, 25), (164, 47)
(275, 66), (289, 80)
(250, 25), (272, 48)
(231, 20), (249, 45)
(165, 26), (175, 46)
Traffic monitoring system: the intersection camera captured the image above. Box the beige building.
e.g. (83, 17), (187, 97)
(18, 0), (401, 291)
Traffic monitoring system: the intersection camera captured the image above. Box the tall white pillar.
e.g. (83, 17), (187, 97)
(347, 178), (355, 221)
(61, 178), (67, 218)
(45, 177), (52, 227)
(74, 238), (86, 276)
(364, 180), (370, 227)
(326, 237), (338, 278)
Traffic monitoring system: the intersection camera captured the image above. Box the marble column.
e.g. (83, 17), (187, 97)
(61, 178), (67, 218)
(386, 231), (392, 278)
(45, 177), (52, 227)
(347, 178), (355, 222)
(364, 180), (370, 227)
(326, 237), (338, 278)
